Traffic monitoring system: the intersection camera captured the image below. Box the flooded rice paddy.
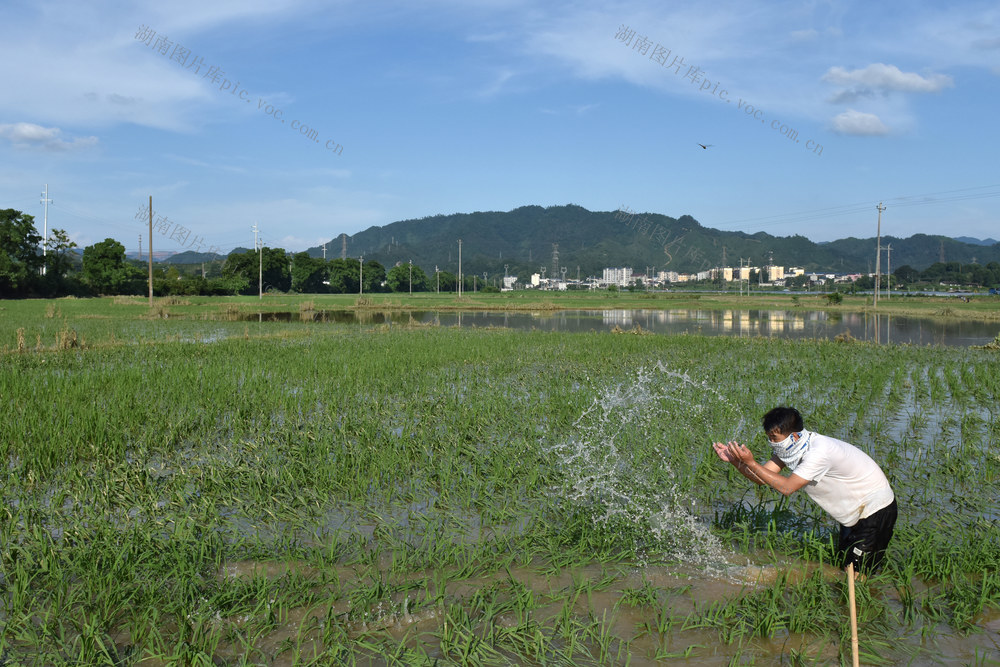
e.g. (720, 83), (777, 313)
(1, 303), (999, 664)
(230, 308), (999, 347)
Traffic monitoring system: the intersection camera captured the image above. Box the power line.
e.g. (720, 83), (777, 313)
(710, 183), (1000, 232)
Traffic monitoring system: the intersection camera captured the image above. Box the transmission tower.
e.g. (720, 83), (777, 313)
(551, 243), (559, 280)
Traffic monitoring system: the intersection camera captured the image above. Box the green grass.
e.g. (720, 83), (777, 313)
(0, 297), (998, 664)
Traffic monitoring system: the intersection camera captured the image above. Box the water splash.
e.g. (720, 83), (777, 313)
(548, 363), (752, 570)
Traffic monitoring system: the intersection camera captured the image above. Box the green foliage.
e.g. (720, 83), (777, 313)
(82, 238), (143, 295)
(0, 208), (44, 297)
(385, 262), (429, 292)
(222, 248), (291, 294)
(290, 251), (327, 293)
(361, 259), (386, 293)
(326, 257), (359, 293)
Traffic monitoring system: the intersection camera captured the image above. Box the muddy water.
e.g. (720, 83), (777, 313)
(231, 309), (999, 347)
(147, 556), (996, 665)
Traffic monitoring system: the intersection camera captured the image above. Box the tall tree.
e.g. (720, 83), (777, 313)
(223, 248), (291, 294)
(82, 238), (141, 294)
(327, 258), (359, 293)
(290, 252), (328, 293)
(361, 260), (386, 293)
(386, 262), (429, 292)
(0, 208), (43, 297)
(45, 229), (78, 277)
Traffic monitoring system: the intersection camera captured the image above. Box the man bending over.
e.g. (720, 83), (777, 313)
(713, 406), (897, 575)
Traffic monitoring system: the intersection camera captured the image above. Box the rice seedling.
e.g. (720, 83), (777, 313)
(1, 298), (999, 663)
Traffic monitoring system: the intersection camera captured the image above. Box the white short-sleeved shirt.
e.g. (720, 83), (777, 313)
(790, 433), (894, 527)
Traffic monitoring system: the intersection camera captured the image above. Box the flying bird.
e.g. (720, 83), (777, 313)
(697, 143), (714, 149)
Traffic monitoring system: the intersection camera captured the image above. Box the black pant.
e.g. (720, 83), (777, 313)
(839, 498), (898, 575)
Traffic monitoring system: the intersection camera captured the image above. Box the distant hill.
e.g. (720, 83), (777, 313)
(125, 250), (177, 261)
(954, 236), (998, 246)
(303, 205), (1000, 278)
(162, 250), (225, 264)
(126, 250), (226, 263)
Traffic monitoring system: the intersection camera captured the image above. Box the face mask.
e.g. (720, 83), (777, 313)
(769, 430), (812, 471)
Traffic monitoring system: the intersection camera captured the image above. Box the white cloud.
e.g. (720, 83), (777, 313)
(477, 69), (517, 98)
(830, 109), (889, 136)
(164, 154), (248, 173)
(0, 123), (98, 151)
(822, 63), (953, 93)
(789, 29), (818, 42)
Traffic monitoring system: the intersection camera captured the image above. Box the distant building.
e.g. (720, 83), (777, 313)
(602, 267), (633, 287)
(658, 270), (680, 282)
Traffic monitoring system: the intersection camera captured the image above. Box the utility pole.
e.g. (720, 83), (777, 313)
(409, 259), (412, 295)
(874, 203), (885, 308)
(40, 185), (52, 275)
(359, 255), (364, 295)
(436, 265), (440, 293)
(148, 196), (153, 306)
(457, 239), (462, 297)
(138, 235), (142, 261)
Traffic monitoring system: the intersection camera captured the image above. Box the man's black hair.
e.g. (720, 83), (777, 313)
(762, 406), (804, 437)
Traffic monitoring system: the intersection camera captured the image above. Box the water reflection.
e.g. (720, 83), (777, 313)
(234, 309), (998, 348)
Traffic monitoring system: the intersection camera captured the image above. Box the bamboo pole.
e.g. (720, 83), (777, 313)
(847, 562), (859, 667)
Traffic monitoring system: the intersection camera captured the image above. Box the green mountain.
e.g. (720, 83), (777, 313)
(305, 205), (1000, 279)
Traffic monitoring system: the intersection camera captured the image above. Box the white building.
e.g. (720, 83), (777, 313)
(602, 267), (633, 287)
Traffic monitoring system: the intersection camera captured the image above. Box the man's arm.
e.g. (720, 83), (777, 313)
(713, 441), (782, 486)
(726, 442), (810, 497)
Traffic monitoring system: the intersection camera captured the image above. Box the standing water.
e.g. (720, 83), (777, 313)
(547, 362), (753, 573)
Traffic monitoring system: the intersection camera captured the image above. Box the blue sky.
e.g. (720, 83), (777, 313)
(1, 0), (998, 256)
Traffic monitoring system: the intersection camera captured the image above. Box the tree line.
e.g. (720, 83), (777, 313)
(1, 209), (495, 298)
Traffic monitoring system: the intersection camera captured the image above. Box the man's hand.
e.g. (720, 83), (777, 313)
(726, 441), (756, 466)
(712, 441), (736, 463)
